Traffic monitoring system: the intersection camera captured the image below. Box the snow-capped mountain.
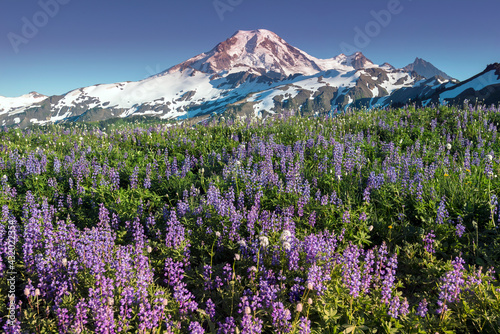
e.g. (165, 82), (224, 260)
(166, 29), (323, 77)
(0, 29), (497, 127)
(0, 92), (48, 125)
(164, 30), (380, 78)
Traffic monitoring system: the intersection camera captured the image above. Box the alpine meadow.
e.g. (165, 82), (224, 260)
(1, 0), (500, 333)
(1, 104), (500, 333)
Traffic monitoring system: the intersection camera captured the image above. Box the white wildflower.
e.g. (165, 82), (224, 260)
(280, 230), (292, 242)
(259, 236), (269, 248)
(282, 242), (291, 251)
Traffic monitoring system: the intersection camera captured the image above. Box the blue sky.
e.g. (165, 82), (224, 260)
(0, 0), (498, 97)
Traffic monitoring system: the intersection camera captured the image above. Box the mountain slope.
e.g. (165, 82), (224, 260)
(434, 63), (500, 105)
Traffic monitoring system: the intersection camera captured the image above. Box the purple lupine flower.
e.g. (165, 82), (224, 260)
(360, 249), (375, 294)
(164, 258), (185, 286)
(388, 296), (400, 318)
(423, 231), (436, 254)
(320, 194), (329, 206)
(416, 298), (428, 317)
(206, 298), (216, 320)
(341, 243), (362, 298)
(109, 167), (120, 190)
(165, 210), (186, 250)
(297, 316), (311, 334)
(117, 287), (134, 333)
(271, 302), (292, 333)
(363, 187), (371, 203)
(455, 222), (466, 238)
(415, 181), (424, 201)
(173, 282), (198, 316)
(490, 194), (498, 221)
(3, 318), (21, 334)
(189, 321), (205, 334)
(381, 253), (398, 304)
(306, 263), (330, 296)
(97, 203), (110, 229)
(308, 211), (316, 227)
(437, 256), (466, 314)
(466, 267), (483, 286)
(217, 317), (236, 334)
(130, 166), (139, 189)
(203, 265), (214, 291)
(436, 196), (449, 224)
(289, 277), (305, 303)
(399, 297), (409, 316)
(87, 276), (116, 334)
(342, 211), (350, 224)
(143, 163), (152, 189)
(359, 212), (367, 222)
(332, 141), (343, 180)
(287, 245), (300, 271)
(240, 314), (263, 334)
(222, 263), (233, 284)
(485, 155), (494, 178)
(259, 278), (279, 308)
(71, 299), (89, 332)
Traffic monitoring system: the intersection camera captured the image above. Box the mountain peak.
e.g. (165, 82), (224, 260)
(28, 91), (46, 98)
(485, 62), (500, 74)
(335, 52), (374, 70)
(404, 58), (453, 80)
(231, 29), (280, 39)
(166, 29), (323, 76)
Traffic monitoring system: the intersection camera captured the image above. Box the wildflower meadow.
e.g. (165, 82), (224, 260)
(1, 105), (500, 333)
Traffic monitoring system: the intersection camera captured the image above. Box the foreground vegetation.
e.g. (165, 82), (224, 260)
(1, 105), (500, 333)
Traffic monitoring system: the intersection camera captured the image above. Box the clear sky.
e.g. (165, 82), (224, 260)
(0, 0), (498, 97)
